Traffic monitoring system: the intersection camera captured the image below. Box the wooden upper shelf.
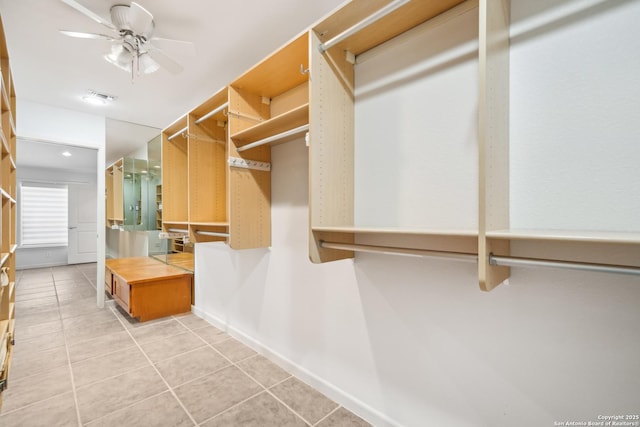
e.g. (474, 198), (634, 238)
(313, 0), (467, 56)
(231, 103), (309, 144)
(232, 32), (309, 98)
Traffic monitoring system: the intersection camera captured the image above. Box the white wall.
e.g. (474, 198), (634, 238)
(192, 2), (639, 426)
(196, 145), (640, 427)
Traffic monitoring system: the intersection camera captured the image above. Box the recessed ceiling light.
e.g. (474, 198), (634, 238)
(62, 151), (72, 157)
(82, 90), (117, 106)
(153, 165), (160, 169)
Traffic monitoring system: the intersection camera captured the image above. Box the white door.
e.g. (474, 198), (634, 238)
(68, 183), (98, 264)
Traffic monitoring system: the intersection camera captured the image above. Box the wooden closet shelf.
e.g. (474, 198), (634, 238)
(190, 221), (229, 227)
(313, 0), (466, 56)
(486, 229), (640, 245)
(313, 225), (478, 237)
(231, 103), (309, 144)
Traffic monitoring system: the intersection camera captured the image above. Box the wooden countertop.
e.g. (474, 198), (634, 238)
(151, 253), (195, 272)
(106, 257), (193, 285)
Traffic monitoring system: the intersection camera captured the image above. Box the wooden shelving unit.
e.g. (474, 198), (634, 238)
(188, 89), (228, 244)
(105, 158), (124, 228)
(0, 11), (16, 407)
(226, 31), (310, 249)
(307, 0), (640, 289)
(161, 88), (229, 251)
(158, 0), (639, 291)
(308, 0), (475, 264)
(155, 185), (162, 230)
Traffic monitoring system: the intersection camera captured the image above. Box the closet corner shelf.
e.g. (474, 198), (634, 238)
(230, 103), (309, 144)
(486, 229), (640, 245)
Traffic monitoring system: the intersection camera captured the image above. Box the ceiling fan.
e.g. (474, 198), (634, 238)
(59, 0), (193, 76)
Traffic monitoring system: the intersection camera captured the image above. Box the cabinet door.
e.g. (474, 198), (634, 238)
(113, 275), (130, 312)
(104, 269), (113, 295)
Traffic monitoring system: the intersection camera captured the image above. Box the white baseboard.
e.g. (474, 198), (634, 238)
(191, 305), (398, 427)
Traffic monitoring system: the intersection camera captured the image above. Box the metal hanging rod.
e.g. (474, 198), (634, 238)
(318, 0), (411, 53)
(177, 132), (225, 144)
(237, 124), (309, 152)
(319, 241), (478, 262)
(489, 254), (640, 277)
(167, 228), (189, 234)
(195, 102), (229, 125)
(167, 126), (188, 141)
(195, 230), (230, 238)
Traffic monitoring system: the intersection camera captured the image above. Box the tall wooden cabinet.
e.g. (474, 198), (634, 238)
(0, 13), (16, 407)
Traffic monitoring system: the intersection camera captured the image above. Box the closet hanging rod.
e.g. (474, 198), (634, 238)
(167, 126), (188, 141)
(195, 102), (229, 125)
(167, 228), (188, 234)
(489, 255), (640, 277)
(318, 0), (411, 53)
(319, 241), (477, 262)
(195, 230), (230, 238)
(237, 124), (309, 152)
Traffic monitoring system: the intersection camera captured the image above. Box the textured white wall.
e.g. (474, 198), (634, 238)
(510, 0), (640, 230)
(193, 1), (640, 426)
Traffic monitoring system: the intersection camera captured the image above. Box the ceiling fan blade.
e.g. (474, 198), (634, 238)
(60, 0), (116, 31)
(150, 37), (196, 56)
(147, 47), (183, 75)
(59, 30), (118, 41)
(129, 2), (154, 36)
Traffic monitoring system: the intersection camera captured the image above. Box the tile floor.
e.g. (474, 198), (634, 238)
(0, 264), (371, 427)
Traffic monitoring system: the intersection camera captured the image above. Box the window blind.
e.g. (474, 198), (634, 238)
(20, 183), (68, 247)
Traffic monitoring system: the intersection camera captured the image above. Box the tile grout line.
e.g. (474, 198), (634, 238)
(55, 265), (86, 427)
(5, 266), (100, 421)
(108, 306), (200, 427)
(313, 405), (343, 426)
(81, 389), (170, 426)
(172, 315), (317, 426)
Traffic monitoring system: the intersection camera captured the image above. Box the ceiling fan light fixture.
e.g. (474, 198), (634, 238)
(104, 43), (134, 72)
(138, 52), (159, 74)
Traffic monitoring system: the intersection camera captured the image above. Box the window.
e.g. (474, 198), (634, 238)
(20, 183), (68, 247)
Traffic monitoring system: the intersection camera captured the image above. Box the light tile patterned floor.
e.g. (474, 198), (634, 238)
(0, 264), (371, 427)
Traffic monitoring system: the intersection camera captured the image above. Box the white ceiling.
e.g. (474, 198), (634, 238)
(0, 0), (345, 169)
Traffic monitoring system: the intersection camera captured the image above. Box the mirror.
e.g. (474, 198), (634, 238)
(120, 136), (162, 231)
